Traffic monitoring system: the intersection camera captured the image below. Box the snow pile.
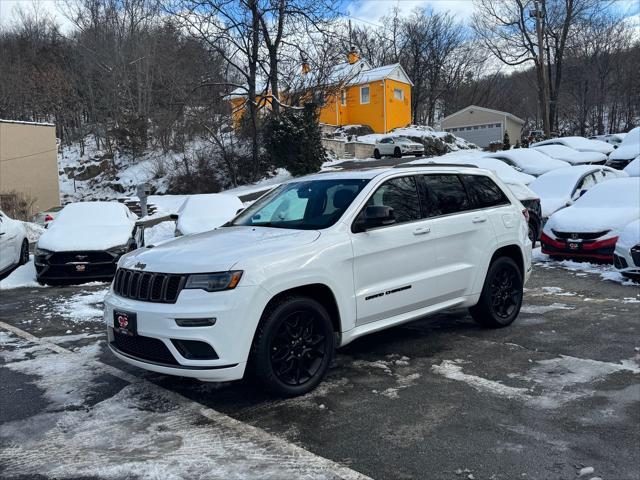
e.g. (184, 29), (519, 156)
(53, 288), (109, 323)
(533, 247), (635, 285)
(0, 257), (43, 290)
(176, 194), (243, 235)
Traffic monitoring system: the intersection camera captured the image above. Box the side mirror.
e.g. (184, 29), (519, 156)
(354, 205), (396, 232)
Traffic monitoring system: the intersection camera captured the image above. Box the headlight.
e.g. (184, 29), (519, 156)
(34, 246), (52, 256)
(184, 271), (243, 292)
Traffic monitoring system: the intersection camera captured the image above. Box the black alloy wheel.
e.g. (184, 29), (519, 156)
(490, 265), (522, 319)
(394, 147), (402, 158)
(270, 311), (327, 386)
(252, 296), (335, 396)
(469, 256), (523, 328)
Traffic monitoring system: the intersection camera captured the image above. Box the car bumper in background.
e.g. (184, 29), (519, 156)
(540, 232), (618, 261)
(614, 243), (640, 278)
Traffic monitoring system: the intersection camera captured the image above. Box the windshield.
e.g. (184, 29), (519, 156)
(231, 178), (370, 230)
(395, 137), (412, 143)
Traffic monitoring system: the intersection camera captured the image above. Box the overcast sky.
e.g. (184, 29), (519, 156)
(1, 0), (638, 32)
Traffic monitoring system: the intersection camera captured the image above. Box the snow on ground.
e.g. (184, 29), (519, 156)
(0, 257), (43, 290)
(533, 247), (637, 286)
(52, 288), (110, 323)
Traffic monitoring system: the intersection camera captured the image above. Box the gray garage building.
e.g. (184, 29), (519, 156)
(440, 105), (525, 148)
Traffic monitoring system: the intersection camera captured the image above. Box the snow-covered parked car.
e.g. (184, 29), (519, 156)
(613, 219), (640, 279)
(35, 202), (141, 284)
(484, 149), (570, 176)
(175, 194), (244, 236)
(32, 205), (63, 227)
(529, 165), (626, 220)
(105, 165), (531, 396)
(606, 127), (640, 170)
(623, 157), (640, 177)
(541, 177), (640, 262)
(0, 210), (30, 276)
(373, 137), (424, 159)
(589, 133), (626, 146)
(531, 144), (607, 165)
(531, 136), (615, 155)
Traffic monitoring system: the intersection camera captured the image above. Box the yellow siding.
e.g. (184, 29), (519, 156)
(342, 81), (386, 133)
(384, 79), (412, 132)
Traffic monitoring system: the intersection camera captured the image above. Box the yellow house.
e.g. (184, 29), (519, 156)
(228, 52), (413, 134)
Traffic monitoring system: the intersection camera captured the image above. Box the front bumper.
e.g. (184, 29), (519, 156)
(614, 243), (640, 278)
(35, 250), (120, 282)
(104, 284), (268, 381)
(540, 232), (617, 261)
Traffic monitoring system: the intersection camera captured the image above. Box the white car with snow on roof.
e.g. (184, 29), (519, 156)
(104, 165), (531, 396)
(531, 144), (607, 165)
(175, 193), (244, 236)
(614, 219), (640, 280)
(373, 137), (424, 159)
(0, 210), (30, 276)
(483, 149), (570, 177)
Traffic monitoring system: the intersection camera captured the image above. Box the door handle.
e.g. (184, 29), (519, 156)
(413, 227), (431, 235)
(472, 217), (487, 224)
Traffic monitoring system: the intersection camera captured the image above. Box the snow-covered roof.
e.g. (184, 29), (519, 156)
(441, 105), (525, 125)
(0, 119), (55, 127)
(531, 144), (606, 165)
(531, 137), (614, 155)
(227, 59), (412, 100)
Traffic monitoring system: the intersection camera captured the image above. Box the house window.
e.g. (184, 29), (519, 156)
(341, 89), (346, 106)
(393, 88), (403, 100)
(360, 85), (370, 104)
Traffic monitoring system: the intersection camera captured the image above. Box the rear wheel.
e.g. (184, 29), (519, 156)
(19, 239), (29, 265)
(469, 257), (523, 328)
(527, 220), (538, 246)
(373, 149), (381, 159)
(394, 147), (402, 158)
(252, 296), (335, 397)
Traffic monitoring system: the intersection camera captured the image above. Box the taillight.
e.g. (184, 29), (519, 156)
(522, 208), (530, 222)
(44, 214), (54, 222)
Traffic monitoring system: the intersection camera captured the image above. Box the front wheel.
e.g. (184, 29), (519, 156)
(373, 149), (381, 159)
(469, 257), (523, 328)
(19, 239), (29, 265)
(252, 296), (335, 397)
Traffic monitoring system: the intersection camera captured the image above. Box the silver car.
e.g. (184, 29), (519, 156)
(33, 205), (63, 227)
(373, 137), (424, 159)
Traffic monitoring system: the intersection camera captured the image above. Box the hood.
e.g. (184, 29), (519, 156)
(545, 206), (639, 236)
(119, 226), (321, 273)
(37, 224), (133, 252)
(540, 196), (570, 218)
(561, 151), (607, 164)
(610, 143), (640, 161)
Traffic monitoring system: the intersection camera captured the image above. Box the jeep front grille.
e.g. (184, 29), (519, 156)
(113, 268), (186, 303)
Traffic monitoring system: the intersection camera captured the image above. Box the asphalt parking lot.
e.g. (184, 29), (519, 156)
(1, 260), (639, 480)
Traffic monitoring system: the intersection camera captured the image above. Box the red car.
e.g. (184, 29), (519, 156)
(540, 178), (640, 262)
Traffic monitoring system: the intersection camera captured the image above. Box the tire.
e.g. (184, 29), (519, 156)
(19, 239), (29, 266)
(394, 147), (402, 158)
(527, 220), (538, 247)
(251, 296), (335, 397)
(373, 149), (381, 159)
(469, 256), (523, 328)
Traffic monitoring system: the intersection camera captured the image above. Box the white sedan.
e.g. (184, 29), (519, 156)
(0, 210), (30, 276)
(483, 149), (570, 176)
(614, 219), (640, 279)
(529, 165), (626, 219)
(607, 127), (640, 170)
(531, 144), (607, 165)
(373, 137), (424, 159)
(531, 136), (615, 155)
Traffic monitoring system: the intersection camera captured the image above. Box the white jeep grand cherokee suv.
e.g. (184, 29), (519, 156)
(104, 165), (531, 396)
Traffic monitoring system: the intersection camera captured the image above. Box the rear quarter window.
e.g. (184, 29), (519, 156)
(461, 175), (511, 209)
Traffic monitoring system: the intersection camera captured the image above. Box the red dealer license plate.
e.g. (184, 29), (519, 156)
(114, 311), (137, 336)
(568, 242), (579, 250)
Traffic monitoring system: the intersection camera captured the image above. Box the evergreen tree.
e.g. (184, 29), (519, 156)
(502, 131), (511, 150)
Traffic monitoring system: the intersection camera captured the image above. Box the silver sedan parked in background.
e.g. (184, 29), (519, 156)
(373, 137), (424, 159)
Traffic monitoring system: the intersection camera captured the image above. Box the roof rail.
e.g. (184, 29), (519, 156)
(393, 162), (479, 169)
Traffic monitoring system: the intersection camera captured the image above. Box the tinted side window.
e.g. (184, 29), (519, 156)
(422, 174), (471, 216)
(365, 176), (421, 224)
(462, 175), (510, 208)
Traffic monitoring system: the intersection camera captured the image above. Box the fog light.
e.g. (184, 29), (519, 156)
(175, 318), (216, 327)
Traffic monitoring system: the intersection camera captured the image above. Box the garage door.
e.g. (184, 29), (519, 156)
(447, 123), (503, 148)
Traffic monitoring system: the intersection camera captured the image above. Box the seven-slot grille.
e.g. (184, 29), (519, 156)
(113, 268), (186, 303)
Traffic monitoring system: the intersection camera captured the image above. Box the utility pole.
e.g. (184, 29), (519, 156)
(531, 0), (550, 137)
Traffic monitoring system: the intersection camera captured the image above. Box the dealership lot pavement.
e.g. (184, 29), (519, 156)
(1, 263), (639, 480)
